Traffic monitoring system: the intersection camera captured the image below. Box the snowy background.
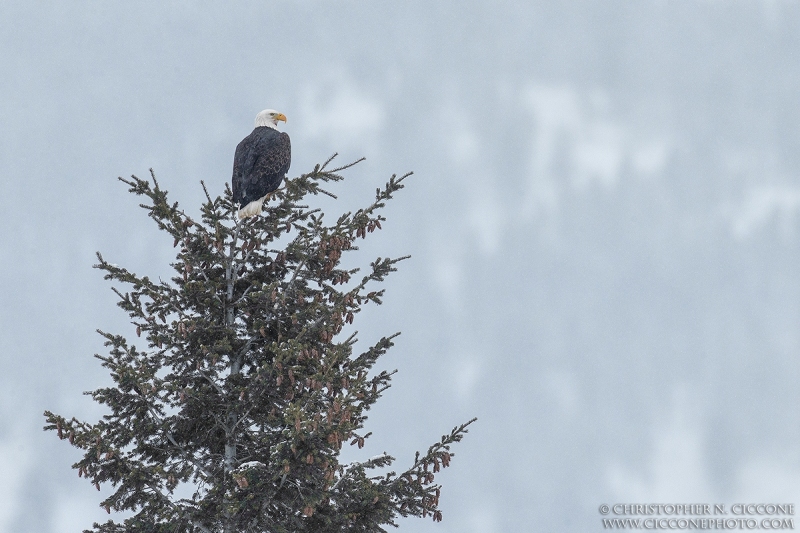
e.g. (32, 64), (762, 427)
(3, 1), (800, 531)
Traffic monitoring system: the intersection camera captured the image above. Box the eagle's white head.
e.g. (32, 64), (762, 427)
(255, 109), (287, 129)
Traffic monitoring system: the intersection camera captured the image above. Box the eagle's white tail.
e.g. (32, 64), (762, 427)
(237, 193), (274, 219)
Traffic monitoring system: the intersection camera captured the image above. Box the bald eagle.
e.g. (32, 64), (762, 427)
(232, 109), (291, 219)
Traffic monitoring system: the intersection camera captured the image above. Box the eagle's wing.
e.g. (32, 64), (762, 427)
(251, 132), (290, 188)
(232, 137), (250, 206)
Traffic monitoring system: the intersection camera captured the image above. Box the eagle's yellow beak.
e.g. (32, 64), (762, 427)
(275, 113), (287, 123)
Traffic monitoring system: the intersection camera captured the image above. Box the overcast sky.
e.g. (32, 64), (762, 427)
(3, 1), (800, 531)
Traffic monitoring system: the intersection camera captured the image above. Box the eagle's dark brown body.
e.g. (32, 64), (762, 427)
(232, 126), (291, 217)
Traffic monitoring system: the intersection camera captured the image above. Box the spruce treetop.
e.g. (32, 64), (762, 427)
(45, 155), (475, 533)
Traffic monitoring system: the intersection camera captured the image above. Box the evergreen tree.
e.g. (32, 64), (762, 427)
(44, 155), (475, 533)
